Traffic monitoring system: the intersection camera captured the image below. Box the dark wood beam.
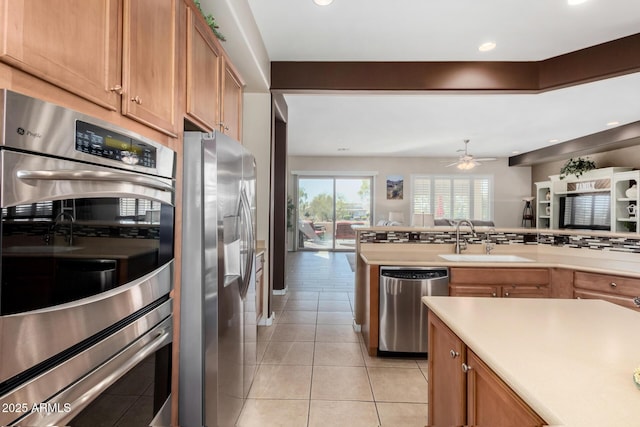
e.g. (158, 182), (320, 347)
(271, 33), (640, 93)
(271, 61), (539, 92)
(539, 33), (640, 90)
(509, 120), (640, 166)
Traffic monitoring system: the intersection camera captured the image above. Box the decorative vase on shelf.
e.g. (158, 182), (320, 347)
(627, 204), (637, 218)
(626, 184), (637, 199)
(545, 191), (551, 201)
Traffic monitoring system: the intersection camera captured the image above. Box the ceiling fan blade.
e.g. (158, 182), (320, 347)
(474, 157), (497, 162)
(445, 161), (459, 167)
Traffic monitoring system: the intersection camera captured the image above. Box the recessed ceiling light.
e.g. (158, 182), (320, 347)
(337, 147), (349, 151)
(567, 0), (588, 5)
(549, 139), (559, 143)
(512, 151), (520, 155)
(313, 0), (333, 5)
(607, 121), (620, 126)
(478, 42), (496, 52)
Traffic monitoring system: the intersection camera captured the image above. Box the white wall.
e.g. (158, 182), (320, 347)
(288, 156), (532, 228)
(241, 93), (271, 242)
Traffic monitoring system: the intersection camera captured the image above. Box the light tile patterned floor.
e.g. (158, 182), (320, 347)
(237, 251), (428, 427)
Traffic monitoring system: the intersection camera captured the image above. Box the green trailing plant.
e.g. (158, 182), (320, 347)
(194, 0), (226, 41)
(559, 157), (596, 180)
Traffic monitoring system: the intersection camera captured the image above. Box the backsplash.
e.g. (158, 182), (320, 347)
(360, 230), (640, 253)
(3, 222), (160, 240)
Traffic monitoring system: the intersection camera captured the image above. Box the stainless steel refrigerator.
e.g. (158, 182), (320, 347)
(179, 131), (257, 427)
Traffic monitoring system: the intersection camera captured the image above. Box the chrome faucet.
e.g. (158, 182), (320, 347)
(50, 211), (75, 246)
(485, 227), (496, 254)
(455, 219), (476, 254)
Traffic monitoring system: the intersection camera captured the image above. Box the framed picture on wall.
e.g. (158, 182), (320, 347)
(386, 175), (403, 200)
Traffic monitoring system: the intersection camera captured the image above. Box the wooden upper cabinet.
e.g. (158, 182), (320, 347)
(122, 0), (177, 136)
(0, 0), (178, 136)
(185, 4), (221, 132)
(221, 56), (244, 142)
(0, 0), (121, 110)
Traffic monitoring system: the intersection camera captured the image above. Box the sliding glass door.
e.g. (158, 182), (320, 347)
(296, 176), (372, 251)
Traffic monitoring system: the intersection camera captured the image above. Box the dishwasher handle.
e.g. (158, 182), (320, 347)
(380, 267), (448, 280)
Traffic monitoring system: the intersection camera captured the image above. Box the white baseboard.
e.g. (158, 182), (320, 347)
(272, 287), (288, 295)
(352, 320), (362, 332)
(258, 312), (276, 326)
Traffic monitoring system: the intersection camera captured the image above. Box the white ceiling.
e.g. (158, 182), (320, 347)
(241, 0), (640, 159)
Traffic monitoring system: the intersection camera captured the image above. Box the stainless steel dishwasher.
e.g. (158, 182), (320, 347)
(378, 266), (449, 354)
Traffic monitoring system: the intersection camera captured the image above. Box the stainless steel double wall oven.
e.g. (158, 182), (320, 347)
(0, 90), (175, 426)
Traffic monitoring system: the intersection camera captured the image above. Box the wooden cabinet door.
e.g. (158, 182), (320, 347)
(466, 350), (545, 427)
(185, 5), (221, 131)
(122, 0), (177, 136)
(428, 314), (466, 427)
(575, 289), (640, 311)
(449, 284), (501, 298)
(220, 56), (244, 141)
(0, 0), (120, 110)
(502, 284), (550, 298)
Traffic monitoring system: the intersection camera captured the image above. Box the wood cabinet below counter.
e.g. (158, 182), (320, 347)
(573, 271), (640, 311)
(428, 313), (546, 427)
(449, 268), (550, 298)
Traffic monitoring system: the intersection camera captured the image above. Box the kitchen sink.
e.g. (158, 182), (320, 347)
(4, 245), (83, 254)
(438, 254), (534, 262)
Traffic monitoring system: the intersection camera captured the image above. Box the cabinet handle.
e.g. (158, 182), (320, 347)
(491, 292), (497, 297)
(609, 282), (617, 288)
(131, 96), (143, 105)
(109, 85), (123, 95)
(219, 122), (230, 132)
(462, 363), (472, 373)
(633, 297), (640, 307)
(450, 349), (459, 359)
(504, 291), (510, 297)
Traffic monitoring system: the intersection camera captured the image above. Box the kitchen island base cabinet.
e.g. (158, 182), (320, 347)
(427, 313), (546, 427)
(428, 313), (466, 426)
(466, 350), (545, 427)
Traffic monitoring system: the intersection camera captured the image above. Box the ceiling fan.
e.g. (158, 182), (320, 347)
(445, 139), (497, 170)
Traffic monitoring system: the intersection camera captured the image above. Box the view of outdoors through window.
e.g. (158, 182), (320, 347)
(296, 177), (372, 250)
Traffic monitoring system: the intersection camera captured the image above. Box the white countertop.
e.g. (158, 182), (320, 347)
(359, 244), (640, 278)
(422, 296), (640, 427)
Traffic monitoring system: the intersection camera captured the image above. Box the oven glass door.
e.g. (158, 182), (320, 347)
(2, 196), (174, 315)
(1, 150), (175, 316)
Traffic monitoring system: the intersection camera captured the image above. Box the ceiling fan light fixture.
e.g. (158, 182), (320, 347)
(456, 160), (476, 170)
(313, 0), (334, 5)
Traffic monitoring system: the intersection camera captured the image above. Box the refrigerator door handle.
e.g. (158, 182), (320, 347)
(239, 187), (255, 298)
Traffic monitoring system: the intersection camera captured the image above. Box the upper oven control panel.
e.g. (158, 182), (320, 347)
(75, 121), (157, 168)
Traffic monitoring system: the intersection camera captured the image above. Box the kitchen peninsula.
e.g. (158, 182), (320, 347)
(423, 296), (640, 427)
(354, 227), (640, 356)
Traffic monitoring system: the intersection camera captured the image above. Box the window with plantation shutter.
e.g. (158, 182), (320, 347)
(2, 202), (53, 219)
(119, 198), (159, 218)
(411, 175), (493, 221)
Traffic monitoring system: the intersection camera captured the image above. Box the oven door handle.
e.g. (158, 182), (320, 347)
(16, 169), (174, 192)
(13, 325), (171, 427)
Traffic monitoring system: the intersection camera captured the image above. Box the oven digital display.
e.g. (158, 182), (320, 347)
(75, 121), (157, 168)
